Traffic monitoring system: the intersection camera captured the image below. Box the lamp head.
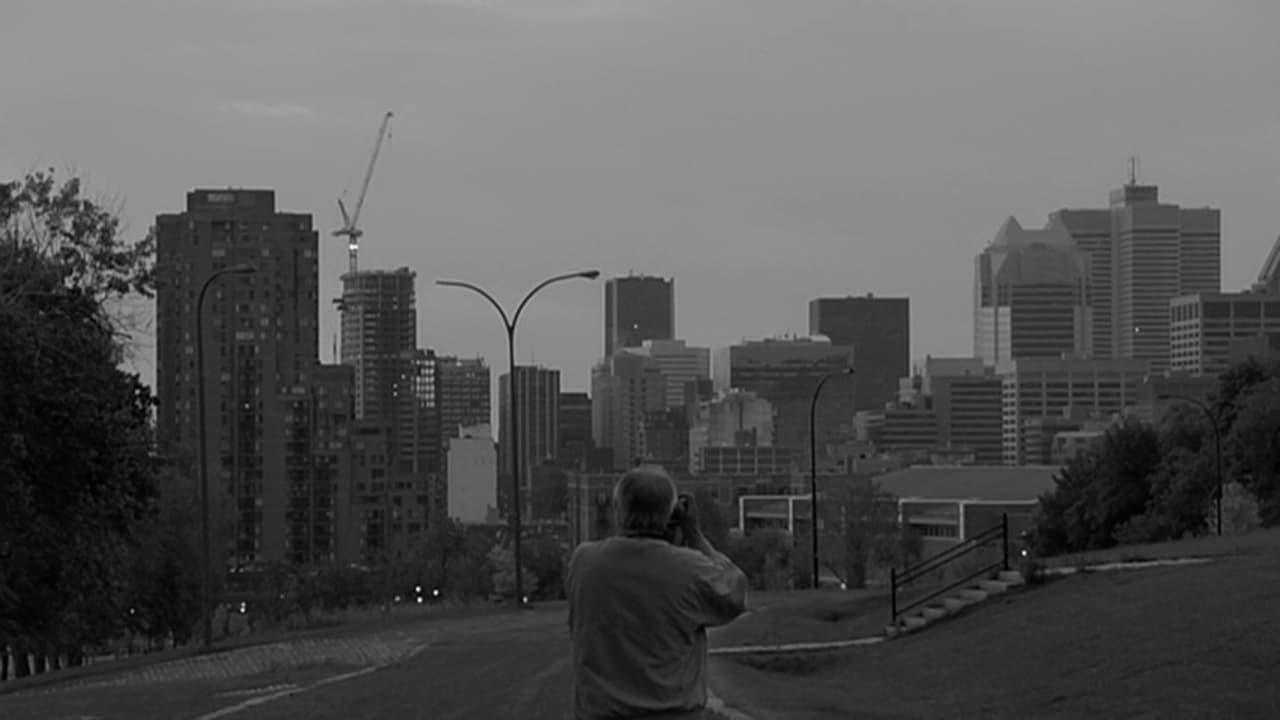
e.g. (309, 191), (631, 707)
(579, 270), (601, 280)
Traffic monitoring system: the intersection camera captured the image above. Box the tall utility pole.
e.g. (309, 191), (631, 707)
(436, 270), (599, 606)
(808, 367), (854, 589)
(196, 264), (257, 649)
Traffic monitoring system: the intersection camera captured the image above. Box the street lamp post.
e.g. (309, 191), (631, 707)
(1156, 393), (1224, 536)
(196, 263), (257, 648)
(809, 367), (855, 589)
(437, 270), (599, 607)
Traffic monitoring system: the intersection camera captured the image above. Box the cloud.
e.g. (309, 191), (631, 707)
(218, 100), (315, 119)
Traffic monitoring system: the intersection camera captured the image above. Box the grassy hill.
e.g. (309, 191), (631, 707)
(711, 533), (1280, 719)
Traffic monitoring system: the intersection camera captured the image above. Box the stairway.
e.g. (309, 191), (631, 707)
(885, 569), (1025, 637)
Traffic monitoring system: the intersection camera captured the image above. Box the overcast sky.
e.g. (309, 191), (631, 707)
(4, 0), (1279, 397)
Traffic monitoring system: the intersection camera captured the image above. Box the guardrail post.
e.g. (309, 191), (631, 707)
(890, 567), (898, 625)
(1001, 513), (1009, 571)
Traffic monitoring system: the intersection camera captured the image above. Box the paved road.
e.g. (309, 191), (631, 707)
(247, 610), (575, 719)
(0, 605), (751, 720)
(0, 607), (576, 719)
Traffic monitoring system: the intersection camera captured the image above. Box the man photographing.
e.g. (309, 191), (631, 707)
(567, 465), (749, 720)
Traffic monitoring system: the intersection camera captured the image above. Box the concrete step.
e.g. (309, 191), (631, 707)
(902, 615), (928, 630)
(978, 579), (1009, 594)
(942, 596), (974, 611)
(921, 606), (948, 621)
(958, 588), (989, 603)
(884, 625), (900, 638)
(998, 570), (1026, 586)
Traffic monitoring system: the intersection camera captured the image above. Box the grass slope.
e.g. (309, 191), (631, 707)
(712, 545), (1280, 719)
(710, 588), (890, 650)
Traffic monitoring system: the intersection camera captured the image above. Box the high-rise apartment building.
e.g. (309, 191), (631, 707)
(973, 218), (1090, 364)
(1048, 210), (1114, 359)
(557, 392), (594, 470)
(446, 424), (497, 525)
(712, 337), (855, 467)
(411, 349), (443, 515)
(498, 366), (561, 516)
(337, 268), (440, 545)
(1051, 181), (1221, 371)
(998, 357), (1146, 465)
(155, 189), (320, 566)
(879, 407), (938, 455)
(641, 408), (691, 470)
(604, 274), (675, 356)
(809, 295), (909, 411)
(623, 339), (711, 410)
(686, 390), (767, 467)
(339, 268), (417, 441)
(591, 351), (667, 471)
(436, 356), (491, 443)
(924, 358), (1004, 465)
(1111, 185), (1220, 369)
(344, 420), (398, 562)
(1169, 292), (1280, 376)
(296, 363), (355, 564)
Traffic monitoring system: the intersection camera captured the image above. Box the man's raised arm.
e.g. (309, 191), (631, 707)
(686, 535), (748, 627)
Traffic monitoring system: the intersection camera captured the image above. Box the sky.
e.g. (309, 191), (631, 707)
(3, 0), (1279, 401)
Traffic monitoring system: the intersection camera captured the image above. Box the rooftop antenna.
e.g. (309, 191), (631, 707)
(1127, 156), (1140, 185)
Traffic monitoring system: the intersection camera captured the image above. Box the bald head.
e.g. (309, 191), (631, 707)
(613, 465), (678, 535)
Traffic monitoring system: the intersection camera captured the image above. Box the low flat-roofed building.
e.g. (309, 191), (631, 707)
(876, 465), (1059, 555)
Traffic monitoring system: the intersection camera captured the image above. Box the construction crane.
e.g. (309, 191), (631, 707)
(333, 111), (393, 274)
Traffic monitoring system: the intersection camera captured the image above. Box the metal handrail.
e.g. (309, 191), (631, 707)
(895, 523), (1003, 586)
(891, 513), (1009, 627)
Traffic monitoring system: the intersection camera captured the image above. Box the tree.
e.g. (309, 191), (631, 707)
(1227, 379), (1280, 525)
(1118, 447), (1216, 545)
(125, 486), (202, 649)
(818, 477), (913, 589)
(489, 544), (539, 600)
(524, 533), (571, 601)
(446, 530), (497, 599)
(727, 529), (794, 591)
(421, 517), (469, 589)
(1213, 358), (1277, 438)
(1033, 419), (1163, 555)
(1033, 450), (1096, 556)
(0, 170), (157, 675)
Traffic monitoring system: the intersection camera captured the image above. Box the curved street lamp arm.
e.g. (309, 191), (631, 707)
(436, 279), (514, 332)
(1160, 392), (1215, 419)
(511, 270), (598, 331)
(1161, 393), (1224, 447)
(808, 366), (855, 589)
(194, 262), (255, 649)
(811, 367), (856, 405)
(198, 264), (257, 319)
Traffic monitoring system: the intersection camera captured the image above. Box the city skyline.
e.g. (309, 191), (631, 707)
(4, 1), (1278, 402)
(9, 4), (1280, 709)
